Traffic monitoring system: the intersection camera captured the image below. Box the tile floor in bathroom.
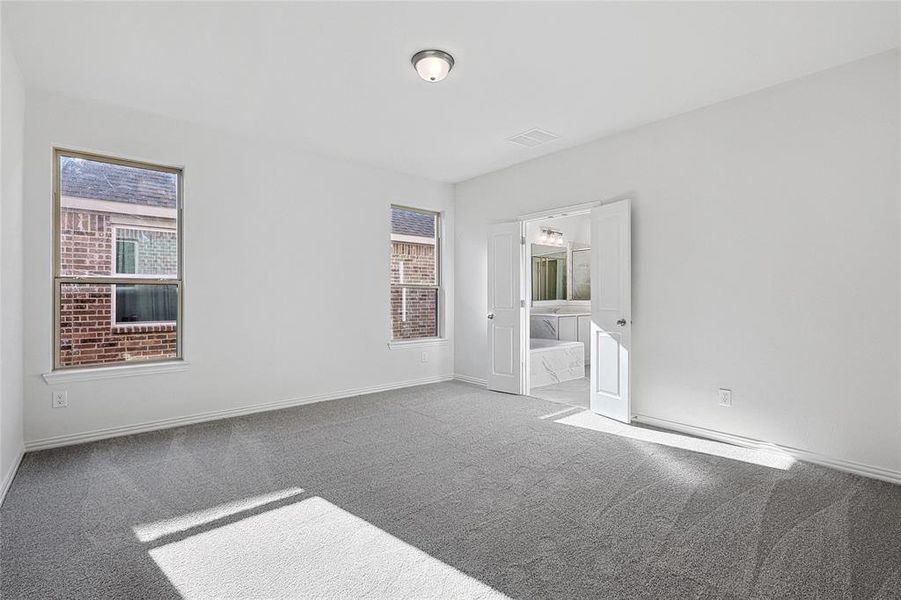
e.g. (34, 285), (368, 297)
(529, 365), (590, 408)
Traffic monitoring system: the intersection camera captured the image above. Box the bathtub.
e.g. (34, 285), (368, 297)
(530, 339), (584, 389)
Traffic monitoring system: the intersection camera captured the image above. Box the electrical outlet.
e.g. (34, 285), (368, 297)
(420, 352), (429, 363)
(52, 391), (68, 409)
(718, 388), (732, 407)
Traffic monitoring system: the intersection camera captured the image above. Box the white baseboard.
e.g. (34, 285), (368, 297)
(25, 374), (455, 452)
(453, 373), (487, 387)
(0, 448), (25, 507)
(633, 414), (901, 486)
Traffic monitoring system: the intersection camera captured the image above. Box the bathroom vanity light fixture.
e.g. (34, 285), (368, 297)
(411, 49), (455, 82)
(539, 227), (564, 246)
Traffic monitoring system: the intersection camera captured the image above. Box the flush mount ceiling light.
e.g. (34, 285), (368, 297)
(411, 49), (454, 82)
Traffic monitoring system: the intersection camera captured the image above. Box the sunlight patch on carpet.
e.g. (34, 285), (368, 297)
(148, 496), (510, 599)
(555, 410), (796, 470)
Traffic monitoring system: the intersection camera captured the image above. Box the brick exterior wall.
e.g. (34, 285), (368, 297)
(390, 240), (438, 339)
(59, 283), (177, 366)
(59, 209), (112, 277)
(58, 207), (177, 367)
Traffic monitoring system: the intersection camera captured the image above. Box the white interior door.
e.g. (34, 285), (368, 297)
(590, 200), (632, 422)
(487, 222), (524, 394)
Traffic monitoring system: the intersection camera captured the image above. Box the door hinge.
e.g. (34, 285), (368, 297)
(520, 299), (526, 308)
(521, 235), (526, 245)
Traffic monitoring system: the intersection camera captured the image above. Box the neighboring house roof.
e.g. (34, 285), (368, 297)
(60, 156), (177, 209)
(391, 208), (435, 238)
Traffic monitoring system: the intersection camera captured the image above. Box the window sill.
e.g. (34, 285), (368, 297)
(388, 338), (449, 350)
(112, 322), (177, 334)
(42, 360), (189, 385)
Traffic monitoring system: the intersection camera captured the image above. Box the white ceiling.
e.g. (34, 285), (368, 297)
(4, 2), (899, 182)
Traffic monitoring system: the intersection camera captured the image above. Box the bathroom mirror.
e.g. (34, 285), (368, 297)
(572, 248), (591, 300)
(531, 245), (567, 301)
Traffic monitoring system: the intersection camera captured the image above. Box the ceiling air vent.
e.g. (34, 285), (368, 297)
(507, 128), (560, 148)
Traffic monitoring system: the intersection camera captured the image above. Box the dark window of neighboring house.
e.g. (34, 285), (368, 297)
(390, 206), (440, 340)
(116, 239), (137, 274)
(115, 285), (178, 323)
(54, 150), (183, 369)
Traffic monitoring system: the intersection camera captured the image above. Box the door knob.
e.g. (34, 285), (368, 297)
(487, 313), (495, 320)
(616, 318), (627, 327)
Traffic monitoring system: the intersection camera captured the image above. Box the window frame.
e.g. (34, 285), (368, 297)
(389, 204), (443, 342)
(52, 148), (184, 370)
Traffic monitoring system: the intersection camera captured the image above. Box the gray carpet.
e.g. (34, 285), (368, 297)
(2, 381), (900, 599)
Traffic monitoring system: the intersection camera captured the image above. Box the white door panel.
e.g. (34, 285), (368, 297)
(487, 222), (524, 394)
(590, 200), (631, 422)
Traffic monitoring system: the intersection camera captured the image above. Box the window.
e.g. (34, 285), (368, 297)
(390, 206), (440, 340)
(114, 285), (178, 324)
(110, 226), (179, 325)
(53, 149), (183, 369)
(115, 238), (137, 274)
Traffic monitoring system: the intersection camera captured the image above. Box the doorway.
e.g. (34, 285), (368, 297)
(526, 211), (592, 409)
(486, 200), (632, 423)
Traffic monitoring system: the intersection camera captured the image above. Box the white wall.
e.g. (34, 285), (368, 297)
(1, 24), (26, 491)
(23, 90), (454, 446)
(526, 213), (590, 247)
(456, 51), (901, 473)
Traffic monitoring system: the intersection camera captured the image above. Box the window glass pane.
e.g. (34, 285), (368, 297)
(116, 240), (136, 274)
(390, 207), (437, 286)
(115, 284), (178, 323)
(391, 287), (438, 340)
(59, 283), (179, 367)
(58, 155), (178, 277)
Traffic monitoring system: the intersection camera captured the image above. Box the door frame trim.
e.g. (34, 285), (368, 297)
(516, 200), (602, 223)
